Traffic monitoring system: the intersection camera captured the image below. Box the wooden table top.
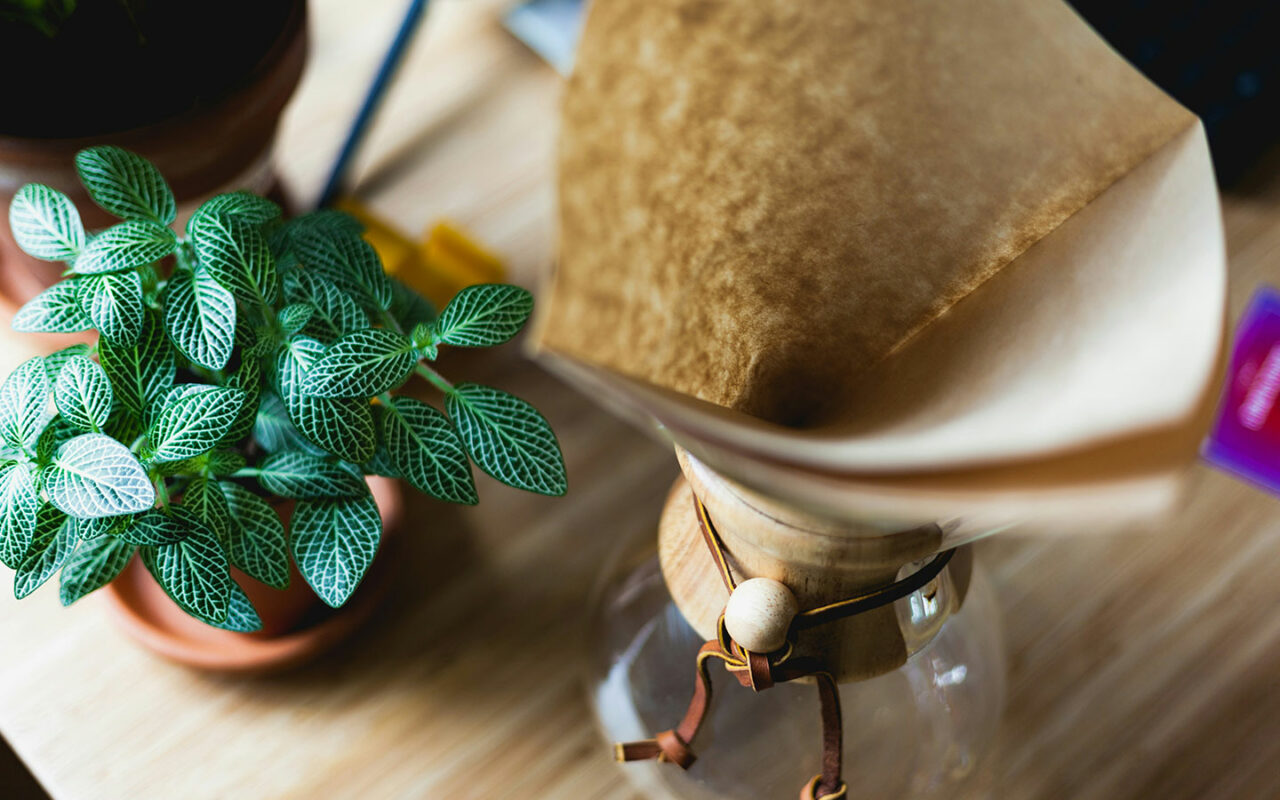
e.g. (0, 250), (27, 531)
(3, 2), (1280, 798)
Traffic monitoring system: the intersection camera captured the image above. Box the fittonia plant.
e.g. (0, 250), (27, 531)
(0, 146), (566, 631)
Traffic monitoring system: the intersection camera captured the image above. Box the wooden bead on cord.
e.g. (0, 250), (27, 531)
(724, 577), (799, 653)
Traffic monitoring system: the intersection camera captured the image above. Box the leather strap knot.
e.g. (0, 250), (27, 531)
(801, 775), (849, 800)
(654, 729), (696, 768)
(746, 650), (774, 691)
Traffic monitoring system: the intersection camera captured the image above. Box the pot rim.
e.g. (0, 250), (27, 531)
(98, 553), (392, 675)
(96, 474), (405, 674)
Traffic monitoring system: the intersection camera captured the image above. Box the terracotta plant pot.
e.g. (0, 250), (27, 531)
(0, 0), (308, 308)
(100, 476), (404, 674)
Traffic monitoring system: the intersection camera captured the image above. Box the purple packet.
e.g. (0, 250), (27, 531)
(1203, 286), (1280, 492)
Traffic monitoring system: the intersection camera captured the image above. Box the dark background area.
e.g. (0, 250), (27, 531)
(1069, 0), (1280, 186)
(2, 735), (50, 800)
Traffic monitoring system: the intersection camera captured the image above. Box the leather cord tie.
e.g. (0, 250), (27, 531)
(615, 495), (955, 800)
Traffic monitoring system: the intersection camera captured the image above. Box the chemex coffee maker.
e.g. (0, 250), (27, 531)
(533, 0), (1227, 797)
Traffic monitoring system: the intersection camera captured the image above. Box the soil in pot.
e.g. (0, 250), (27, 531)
(101, 475), (404, 674)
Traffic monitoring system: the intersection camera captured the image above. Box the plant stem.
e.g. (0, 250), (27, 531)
(250, 304), (284, 350)
(379, 308), (405, 336)
(415, 362), (454, 394)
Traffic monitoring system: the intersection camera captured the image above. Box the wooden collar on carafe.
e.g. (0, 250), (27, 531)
(615, 493), (956, 800)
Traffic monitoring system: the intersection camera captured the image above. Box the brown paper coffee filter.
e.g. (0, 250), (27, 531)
(535, 0), (1227, 522)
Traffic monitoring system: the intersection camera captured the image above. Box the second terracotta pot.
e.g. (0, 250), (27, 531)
(0, 0), (308, 308)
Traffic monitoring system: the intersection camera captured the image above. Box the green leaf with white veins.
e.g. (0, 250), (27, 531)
(291, 495), (381, 607)
(147, 385), (244, 462)
(81, 270), (144, 345)
(119, 510), (194, 546)
(70, 515), (130, 541)
(220, 482), (289, 589)
(278, 303), (314, 335)
(446, 383), (567, 496)
(362, 439), (400, 479)
(54, 356), (113, 432)
(59, 535), (134, 605)
(190, 213), (278, 305)
(186, 191), (279, 233)
(277, 338), (375, 463)
(74, 220), (176, 275)
(14, 506), (75, 599)
(209, 582), (263, 633)
(0, 356), (50, 452)
(253, 391), (310, 454)
(303, 328), (415, 398)
(35, 414), (78, 465)
(75, 146), (176, 225)
(99, 312), (174, 421)
(163, 265), (237, 371)
(287, 270), (365, 343)
(235, 315), (274, 359)
(220, 355), (262, 444)
(140, 517), (231, 624)
(206, 449), (246, 476)
(293, 229), (392, 311)
(181, 477), (231, 541)
(11, 281), (92, 334)
(0, 463), (40, 569)
(382, 397), (476, 504)
(42, 344), (92, 385)
(432, 284), (533, 348)
(103, 408), (143, 448)
(254, 451), (367, 499)
(44, 433), (154, 518)
(279, 210), (364, 246)
(8, 184), (84, 261)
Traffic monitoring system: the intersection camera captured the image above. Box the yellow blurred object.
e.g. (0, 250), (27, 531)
(335, 198), (416, 274)
(335, 198), (506, 309)
(422, 220), (506, 285)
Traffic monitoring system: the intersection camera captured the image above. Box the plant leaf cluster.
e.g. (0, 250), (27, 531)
(2, 147), (566, 627)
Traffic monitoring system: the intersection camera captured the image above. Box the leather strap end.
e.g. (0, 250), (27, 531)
(615, 740), (662, 762)
(614, 731), (697, 770)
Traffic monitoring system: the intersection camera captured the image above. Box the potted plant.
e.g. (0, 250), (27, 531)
(1, 0), (307, 305)
(0, 147), (567, 670)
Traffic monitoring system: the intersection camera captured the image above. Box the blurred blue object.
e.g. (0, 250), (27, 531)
(317, 0), (431, 209)
(504, 0), (584, 76)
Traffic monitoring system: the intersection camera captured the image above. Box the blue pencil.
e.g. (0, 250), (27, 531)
(316, 0), (431, 209)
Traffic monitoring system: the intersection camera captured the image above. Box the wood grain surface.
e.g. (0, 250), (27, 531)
(2, 2), (1280, 798)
